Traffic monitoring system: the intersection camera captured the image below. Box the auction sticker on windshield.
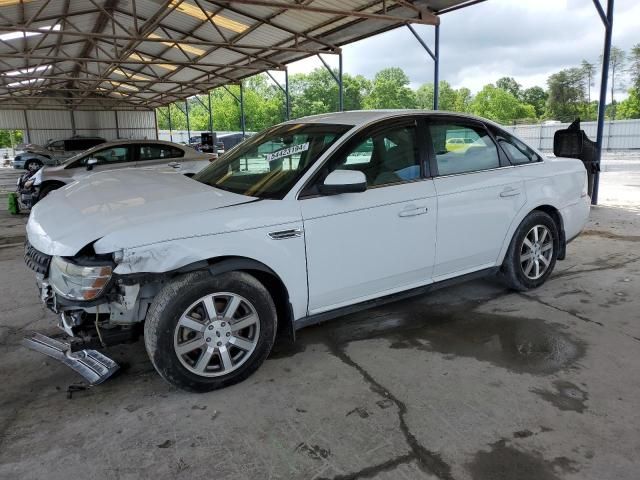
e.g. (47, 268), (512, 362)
(266, 142), (309, 162)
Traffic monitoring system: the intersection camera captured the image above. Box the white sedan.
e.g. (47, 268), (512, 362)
(25, 139), (214, 206)
(24, 111), (590, 391)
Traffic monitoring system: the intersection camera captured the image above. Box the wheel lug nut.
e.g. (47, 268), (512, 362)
(221, 322), (226, 327)
(206, 338), (211, 342)
(208, 325), (213, 330)
(226, 332), (230, 337)
(217, 342), (222, 346)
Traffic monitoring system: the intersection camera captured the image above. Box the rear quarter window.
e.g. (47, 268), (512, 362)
(492, 128), (542, 165)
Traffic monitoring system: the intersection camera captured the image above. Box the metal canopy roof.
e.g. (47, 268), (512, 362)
(0, 0), (478, 110)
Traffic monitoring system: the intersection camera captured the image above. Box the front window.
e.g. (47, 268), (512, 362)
(194, 123), (351, 199)
(329, 125), (420, 187)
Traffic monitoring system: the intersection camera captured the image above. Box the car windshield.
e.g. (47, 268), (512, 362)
(194, 123), (351, 199)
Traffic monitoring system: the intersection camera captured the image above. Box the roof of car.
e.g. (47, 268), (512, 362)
(288, 110), (503, 129)
(94, 139), (187, 148)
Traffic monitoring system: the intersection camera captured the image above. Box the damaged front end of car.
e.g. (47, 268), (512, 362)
(22, 240), (163, 384)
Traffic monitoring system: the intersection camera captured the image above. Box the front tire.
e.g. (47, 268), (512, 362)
(144, 271), (277, 392)
(501, 211), (559, 291)
(38, 183), (63, 200)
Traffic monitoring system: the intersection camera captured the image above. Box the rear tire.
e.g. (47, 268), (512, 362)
(501, 211), (559, 291)
(144, 271), (277, 392)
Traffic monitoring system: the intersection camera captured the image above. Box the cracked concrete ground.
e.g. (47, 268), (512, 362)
(0, 166), (639, 480)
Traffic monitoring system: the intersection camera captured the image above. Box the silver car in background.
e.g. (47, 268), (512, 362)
(13, 136), (106, 170)
(22, 139), (214, 207)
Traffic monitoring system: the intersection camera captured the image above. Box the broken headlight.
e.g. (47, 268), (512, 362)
(49, 256), (112, 301)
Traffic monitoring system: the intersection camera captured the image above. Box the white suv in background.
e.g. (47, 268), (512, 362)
(23, 111), (590, 392)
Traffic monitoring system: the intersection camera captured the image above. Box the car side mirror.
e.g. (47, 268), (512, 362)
(86, 158), (98, 170)
(319, 170), (367, 195)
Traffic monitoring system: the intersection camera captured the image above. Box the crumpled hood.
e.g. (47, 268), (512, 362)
(27, 169), (254, 256)
(23, 144), (51, 155)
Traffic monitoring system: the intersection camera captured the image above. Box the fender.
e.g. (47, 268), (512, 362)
(178, 256), (296, 343)
(497, 203), (567, 265)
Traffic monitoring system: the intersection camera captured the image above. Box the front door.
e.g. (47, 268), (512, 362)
(427, 119), (526, 280)
(300, 119), (438, 315)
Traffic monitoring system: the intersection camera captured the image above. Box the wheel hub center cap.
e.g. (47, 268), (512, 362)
(205, 320), (232, 346)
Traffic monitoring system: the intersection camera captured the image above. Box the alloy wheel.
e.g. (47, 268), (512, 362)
(173, 292), (260, 377)
(520, 225), (554, 280)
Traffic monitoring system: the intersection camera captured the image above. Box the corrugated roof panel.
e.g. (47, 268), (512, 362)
(235, 24), (291, 46)
(269, 10), (336, 32)
(0, 0), (476, 109)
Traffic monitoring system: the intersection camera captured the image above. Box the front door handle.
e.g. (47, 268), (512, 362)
(168, 161), (181, 168)
(399, 205), (429, 217)
(500, 187), (521, 197)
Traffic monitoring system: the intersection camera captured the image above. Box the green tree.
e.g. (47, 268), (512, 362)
(415, 83), (435, 109)
(454, 87), (472, 113)
(364, 67), (415, 109)
(617, 88), (640, 119)
(546, 68), (586, 122)
(627, 44), (640, 91)
(156, 74), (284, 133)
(0, 130), (23, 148)
(581, 60), (597, 103)
(522, 86), (548, 118)
(470, 84), (535, 123)
(289, 68), (371, 118)
(604, 46), (626, 119)
(415, 81), (471, 112)
(495, 77), (522, 99)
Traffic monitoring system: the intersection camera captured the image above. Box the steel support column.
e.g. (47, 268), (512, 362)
(266, 70), (291, 121)
(153, 109), (159, 140)
(338, 52), (344, 111)
(434, 24), (440, 110)
(185, 100), (191, 144)
(285, 68), (290, 120)
(592, 0), (614, 205)
(208, 91), (213, 133)
(239, 82), (246, 136)
(407, 23), (440, 110)
(114, 110), (120, 139)
(317, 53), (343, 111)
(168, 105), (173, 143)
(22, 110), (31, 144)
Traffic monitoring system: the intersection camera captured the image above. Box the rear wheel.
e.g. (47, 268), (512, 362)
(501, 211), (559, 291)
(144, 271), (277, 392)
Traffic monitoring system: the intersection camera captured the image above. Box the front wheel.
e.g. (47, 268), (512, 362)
(501, 211), (559, 291)
(38, 183), (63, 201)
(144, 271), (277, 392)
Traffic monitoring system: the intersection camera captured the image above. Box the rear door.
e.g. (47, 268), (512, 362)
(428, 117), (526, 280)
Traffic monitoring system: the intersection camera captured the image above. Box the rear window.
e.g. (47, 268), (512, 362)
(492, 128), (542, 165)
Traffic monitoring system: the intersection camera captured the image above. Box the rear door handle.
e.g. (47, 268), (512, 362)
(168, 161), (181, 168)
(399, 205), (429, 217)
(500, 187), (521, 197)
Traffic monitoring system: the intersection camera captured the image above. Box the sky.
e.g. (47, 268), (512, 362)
(285, 0), (639, 101)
